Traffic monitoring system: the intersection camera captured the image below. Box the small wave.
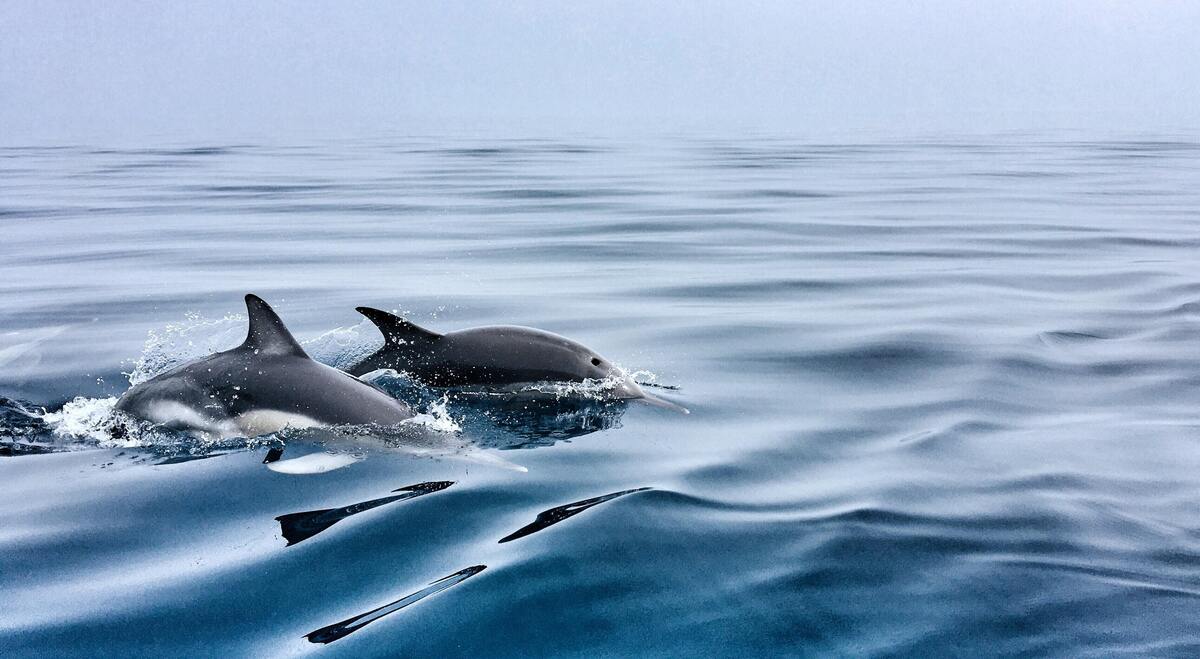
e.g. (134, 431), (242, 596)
(89, 146), (240, 157)
(238, 202), (432, 215)
(439, 147), (512, 157)
(475, 187), (641, 200)
(1039, 330), (1107, 344)
(0, 324), (69, 376)
(716, 189), (835, 199)
(641, 277), (869, 300)
(740, 338), (966, 379)
(1071, 140), (1200, 157)
(185, 183), (337, 195)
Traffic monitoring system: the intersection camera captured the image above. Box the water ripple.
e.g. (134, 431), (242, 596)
(4, 133), (1200, 655)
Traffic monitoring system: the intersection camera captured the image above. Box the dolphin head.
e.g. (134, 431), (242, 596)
(585, 351), (689, 414)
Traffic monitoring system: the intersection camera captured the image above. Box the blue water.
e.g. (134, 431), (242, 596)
(3, 134), (1200, 656)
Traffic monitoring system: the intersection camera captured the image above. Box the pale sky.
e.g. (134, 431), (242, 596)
(3, 1), (1198, 141)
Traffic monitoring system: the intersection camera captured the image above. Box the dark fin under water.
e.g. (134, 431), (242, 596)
(262, 446), (285, 464)
(306, 565), (487, 644)
(241, 293), (309, 357)
(498, 487), (652, 543)
(276, 481), (453, 546)
(355, 306), (443, 347)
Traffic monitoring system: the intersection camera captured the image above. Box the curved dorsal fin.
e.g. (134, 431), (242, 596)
(240, 294), (309, 357)
(355, 307), (442, 347)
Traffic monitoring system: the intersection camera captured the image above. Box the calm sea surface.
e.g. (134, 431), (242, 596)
(2, 134), (1200, 656)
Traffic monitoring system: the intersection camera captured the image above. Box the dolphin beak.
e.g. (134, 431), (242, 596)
(637, 393), (690, 414)
(611, 374), (690, 414)
(612, 375), (645, 400)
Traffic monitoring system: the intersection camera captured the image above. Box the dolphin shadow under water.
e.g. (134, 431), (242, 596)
(498, 487), (653, 543)
(363, 369), (635, 446)
(276, 481), (454, 546)
(302, 486), (652, 644)
(460, 397), (629, 446)
(305, 565), (487, 644)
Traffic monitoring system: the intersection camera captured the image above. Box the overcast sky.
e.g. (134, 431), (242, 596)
(3, 1), (1198, 141)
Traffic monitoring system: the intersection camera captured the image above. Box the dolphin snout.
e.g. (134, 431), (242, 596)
(611, 372), (690, 414)
(611, 375), (645, 400)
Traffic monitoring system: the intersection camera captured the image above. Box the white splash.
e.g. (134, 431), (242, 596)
(39, 396), (133, 445)
(126, 312), (245, 385)
(514, 366), (652, 400)
(403, 395), (463, 433)
(629, 369), (660, 386)
(126, 311), (386, 384)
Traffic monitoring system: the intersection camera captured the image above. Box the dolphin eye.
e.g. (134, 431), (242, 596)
(591, 357), (602, 366)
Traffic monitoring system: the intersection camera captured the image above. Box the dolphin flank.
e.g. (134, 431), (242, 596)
(347, 306), (687, 412)
(115, 294), (415, 439)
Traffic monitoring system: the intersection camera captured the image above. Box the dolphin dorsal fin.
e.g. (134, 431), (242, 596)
(240, 294), (309, 357)
(355, 307), (442, 347)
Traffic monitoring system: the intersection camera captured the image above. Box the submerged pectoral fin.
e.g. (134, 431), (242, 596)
(266, 452), (363, 474)
(355, 307), (443, 348)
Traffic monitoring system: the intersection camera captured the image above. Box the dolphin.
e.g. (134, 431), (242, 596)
(115, 295), (415, 439)
(347, 307), (687, 412)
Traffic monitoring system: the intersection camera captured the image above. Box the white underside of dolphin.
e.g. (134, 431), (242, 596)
(266, 452), (362, 474)
(140, 401), (325, 441)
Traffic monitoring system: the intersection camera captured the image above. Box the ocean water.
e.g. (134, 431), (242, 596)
(3, 133), (1200, 656)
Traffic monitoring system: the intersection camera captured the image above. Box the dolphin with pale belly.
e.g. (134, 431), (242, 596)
(115, 294), (416, 439)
